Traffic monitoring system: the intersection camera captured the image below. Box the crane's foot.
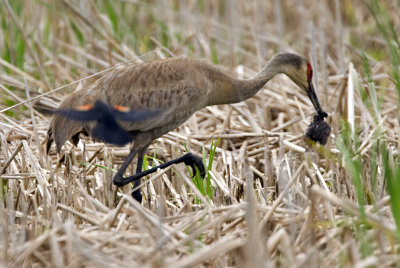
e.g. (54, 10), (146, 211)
(131, 190), (142, 203)
(113, 174), (143, 201)
(113, 153), (206, 187)
(181, 153), (206, 178)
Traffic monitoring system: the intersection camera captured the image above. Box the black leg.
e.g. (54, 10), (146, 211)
(113, 153), (206, 187)
(131, 155), (144, 202)
(112, 148), (137, 186)
(113, 146), (146, 203)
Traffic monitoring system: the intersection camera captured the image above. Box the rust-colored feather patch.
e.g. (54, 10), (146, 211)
(113, 105), (130, 112)
(76, 104), (94, 111)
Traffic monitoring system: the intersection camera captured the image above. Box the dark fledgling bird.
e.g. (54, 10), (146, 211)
(45, 53), (327, 202)
(305, 111), (331, 145)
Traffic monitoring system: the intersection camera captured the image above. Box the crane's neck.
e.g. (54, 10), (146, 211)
(207, 62), (279, 106)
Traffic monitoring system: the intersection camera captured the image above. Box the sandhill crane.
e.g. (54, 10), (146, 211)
(46, 53), (327, 202)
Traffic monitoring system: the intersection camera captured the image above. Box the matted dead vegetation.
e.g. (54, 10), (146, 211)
(1, 0), (400, 267)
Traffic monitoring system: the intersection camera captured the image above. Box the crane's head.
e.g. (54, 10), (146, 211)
(270, 53), (324, 115)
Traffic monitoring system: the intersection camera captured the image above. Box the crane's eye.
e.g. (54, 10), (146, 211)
(306, 62), (313, 82)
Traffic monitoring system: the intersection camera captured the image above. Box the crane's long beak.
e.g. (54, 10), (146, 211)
(306, 82), (323, 114)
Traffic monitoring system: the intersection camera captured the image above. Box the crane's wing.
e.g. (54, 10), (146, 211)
(53, 107), (101, 121)
(113, 108), (160, 122)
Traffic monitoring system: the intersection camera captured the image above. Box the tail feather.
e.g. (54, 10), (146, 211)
(46, 92), (93, 153)
(51, 114), (89, 153)
(46, 128), (54, 154)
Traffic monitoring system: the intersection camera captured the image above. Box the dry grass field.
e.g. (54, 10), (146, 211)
(1, 0), (400, 267)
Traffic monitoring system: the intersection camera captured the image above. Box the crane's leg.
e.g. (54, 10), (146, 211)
(113, 153), (205, 187)
(112, 147), (137, 188)
(112, 146), (147, 202)
(131, 155), (144, 202)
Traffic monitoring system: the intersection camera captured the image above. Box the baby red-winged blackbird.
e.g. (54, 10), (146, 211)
(305, 111), (330, 145)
